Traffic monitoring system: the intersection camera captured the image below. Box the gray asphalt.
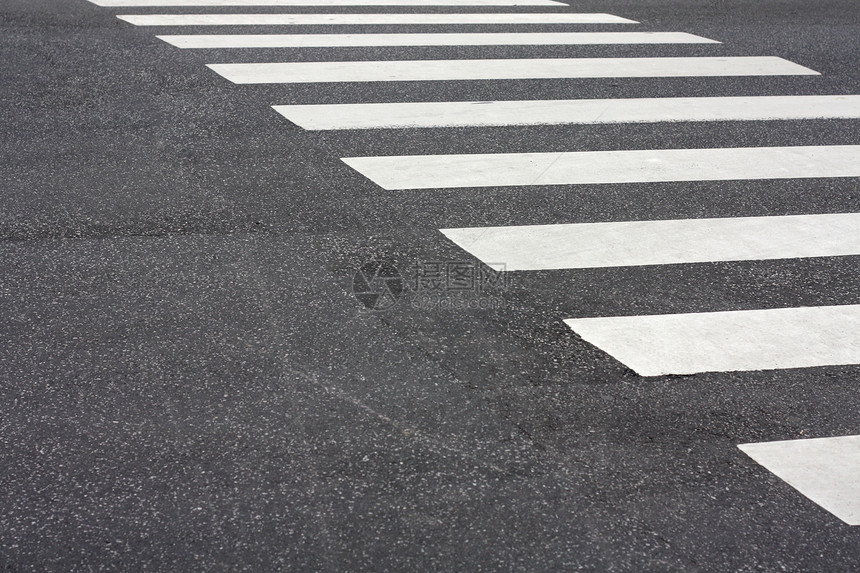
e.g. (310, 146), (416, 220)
(1, 0), (859, 570)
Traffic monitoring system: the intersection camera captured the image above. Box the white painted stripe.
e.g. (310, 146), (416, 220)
(208, 57), (816, 85)
(275, 95), (860, 130)
(161, 31), (715, 49)
(564, 305), (860, 376)
(343, 145), (859, 190)
(739, 435), (860, 525)
(119, 13), (635, 25)
(440, 213), (860, 271)
(96, 0), (566, 5)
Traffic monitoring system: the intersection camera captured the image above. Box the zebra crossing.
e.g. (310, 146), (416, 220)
(207, 56), (818, 84)
(159, 31), (720, 49)
(94, 0), (569, 5)
(90, 0), (859, 525)
(273, 95), (860, 129)
(440, 213), (860, 271)
(343, 145), (860, 189)
(739, 435), (860, 526)
(565, 305), (860, 377)
(117, 12), (634, 25)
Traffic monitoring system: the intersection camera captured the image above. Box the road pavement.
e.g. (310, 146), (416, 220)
(1, 0), (859, 569)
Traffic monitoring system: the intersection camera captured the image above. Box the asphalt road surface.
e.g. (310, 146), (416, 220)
(2, 0), (859, 570)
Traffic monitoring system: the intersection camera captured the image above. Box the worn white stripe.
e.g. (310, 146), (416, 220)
(275, 95), (860, 130)
(162, 31), (714, 49)
(99, 0), (565, 5)
(208, 56), (816, 85)
(564, 305), (860, 376)
(739, 435), (860, 525)
(343, 145), (859, 190)
(119, 13), (634, 25)
(440, 213), (860, 271)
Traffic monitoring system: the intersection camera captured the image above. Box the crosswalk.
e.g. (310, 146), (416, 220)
(739, 435), (860, 526)
(159, 31), (720, 49)
(89, 0), (859, 525)
(565, 305), (860, 377)
(343, 145), (860, 189)
(118, 12), (634, 25)
(273, 95), (860, 129)
(441, 213), (860, 271)
(208, 56), (818, 84)
(96, 0), (569, 5)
